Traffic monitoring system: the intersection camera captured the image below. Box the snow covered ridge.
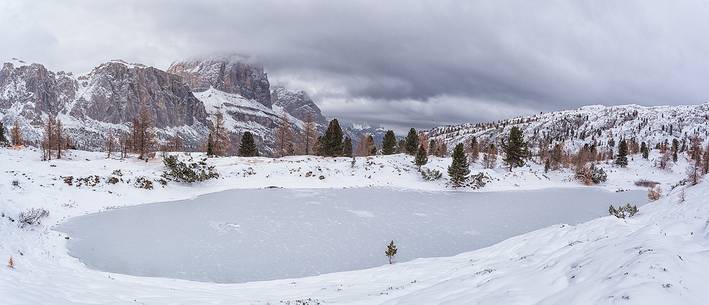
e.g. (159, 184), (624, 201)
(428, 103), (709, 153)
(1, 146), (706, 304)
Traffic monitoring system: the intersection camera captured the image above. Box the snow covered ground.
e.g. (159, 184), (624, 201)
(1, 147), (706, 304)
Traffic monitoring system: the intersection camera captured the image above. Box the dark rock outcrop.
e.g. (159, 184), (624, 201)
(70, 60), (208, 128)
(0, 62), (76, 126)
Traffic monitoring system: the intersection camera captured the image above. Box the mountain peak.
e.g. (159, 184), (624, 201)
(168, 56), (272, 108)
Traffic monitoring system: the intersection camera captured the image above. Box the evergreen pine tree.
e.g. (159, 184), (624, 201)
(385, 240), (397, 264)
(206, 133), (214, 156)
(238, 131), (258, 157)
(615, 139), (629, 167)
(414, 144), (428, 168)
(544, 159), (551, 173)
(640, 142), (649, 159)
(501, 126), (528, 170)
(0, 122), (8, 146)
(342, 136), (353, 157)
(382, 130), (397, 155)
(672, 138), (679, 162)
(469, 136), (479, 163)
(448, 143), (470, 187)
(320, 119), (344, 157)
(404, 128), (418, 155)
(428, 139), (436, 156)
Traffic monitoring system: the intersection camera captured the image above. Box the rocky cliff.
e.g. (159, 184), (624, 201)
(167, 56), (272, 108)
(0, 57), (331, 155)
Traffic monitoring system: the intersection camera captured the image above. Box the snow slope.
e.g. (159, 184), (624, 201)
(0, 147), (706, 304)
(429, 103), (709, 153)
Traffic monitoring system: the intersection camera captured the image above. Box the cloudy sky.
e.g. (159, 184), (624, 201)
(2, 0), (709, 130)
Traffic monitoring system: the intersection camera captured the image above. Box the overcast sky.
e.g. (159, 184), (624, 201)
(2, 0), (709, 130)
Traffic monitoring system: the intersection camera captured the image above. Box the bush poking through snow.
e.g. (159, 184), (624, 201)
(608, 204), (638, 219)
(470, 172), (489, 189)
(107, 176), (120, 184)
(134, 177), (154, 190)
(635, 179), (660, 188)
(162, 155), (219, 183)
(18, 208), (49, 228)
(575, 164), (607, 185)
(7, 256), (14, 269)
(648, 186), (662, 201)
(420, 168), (442, 181)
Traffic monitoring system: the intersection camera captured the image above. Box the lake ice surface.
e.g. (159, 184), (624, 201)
(56, 187), (646, 283)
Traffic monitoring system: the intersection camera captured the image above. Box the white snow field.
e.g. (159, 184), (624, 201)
(1, 147), (707, 304)
(56, 188), (645, 283)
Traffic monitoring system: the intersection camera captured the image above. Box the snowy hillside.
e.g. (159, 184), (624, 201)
(1, 146), (706, 304)
(429, 104), (709, 153)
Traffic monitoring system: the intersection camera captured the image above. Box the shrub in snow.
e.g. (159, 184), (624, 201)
(469, 172), (489, 189)
(575, 164), (607, 185)
(420, 168), (442, 181)
(75, 175), (101, 187)
(18, 208), (49, 228)
(648, 186), (662, 201)
(107, 176), (120, 184)
(162, 155), (219, 183)
(134, 177), (154, 190)
(608, 204), (638, 219)
(634, 179), (659, 188)
(7, 256), (14, 269)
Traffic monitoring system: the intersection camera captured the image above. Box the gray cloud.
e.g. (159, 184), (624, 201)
(2, 0), (709, 129)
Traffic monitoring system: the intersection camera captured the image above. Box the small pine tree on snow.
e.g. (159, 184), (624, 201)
(404, 128), (419, 155)
(615, 139), (628, 167)
(342, 136), (353, 157)
(415, 144), (428, 168)
(0, 122), (8, 146)
(238, 131), (258, 157)
(206, 133), (214, 156)
(7, 256), (13, 269)
(320, 119), (344, 157)
(382, 130), (397, 155)
(672, 139), (679, 162)
(448, 143), (470, 187)
(501, 126), (528, 170)
(640, 141), (649, 159)
(385, 240), (397, 264)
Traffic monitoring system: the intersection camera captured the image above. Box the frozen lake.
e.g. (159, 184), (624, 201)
(56, 187), (645, 283)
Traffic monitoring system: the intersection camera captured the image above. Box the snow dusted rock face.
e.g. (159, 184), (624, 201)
(0, 57), (331, 154)
(167, 56), (272, 108)
(70, 60), (209, 128)
(271, 86), (327, 125)
(0, 61), (77, 127)
(0, 59), (211, 149)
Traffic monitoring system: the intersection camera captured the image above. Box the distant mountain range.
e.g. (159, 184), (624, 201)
(0, 56), (333, 155)
(4, 55), (707, 157)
